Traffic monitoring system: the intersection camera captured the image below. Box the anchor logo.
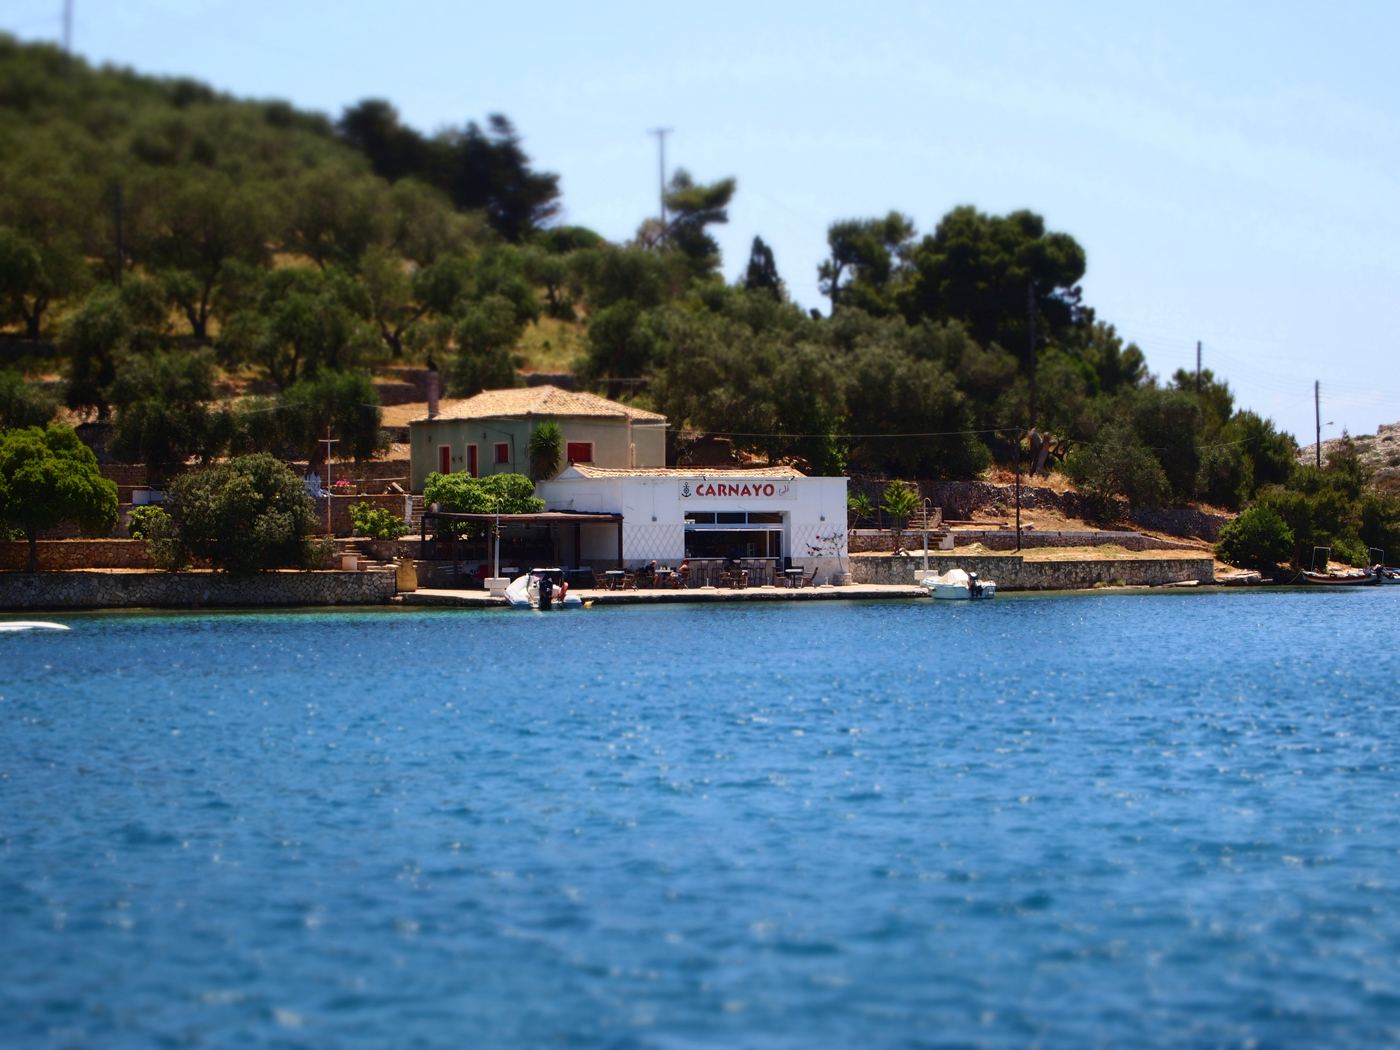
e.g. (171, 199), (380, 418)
(680, 482), (692, 498)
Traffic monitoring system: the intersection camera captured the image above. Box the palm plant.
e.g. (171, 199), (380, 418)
(528, 420), (563, 481)
(881, 480), (919, 543)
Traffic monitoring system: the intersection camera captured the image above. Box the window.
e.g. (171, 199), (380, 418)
(495, 442), (510, 465)
(438, 445), (452, 475)
(566, 441), (593, 463)
(467, 444), (479, 478)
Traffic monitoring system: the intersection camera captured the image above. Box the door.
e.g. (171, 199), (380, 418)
(467, 444), (479, 478)
(438, 445), (451, 475)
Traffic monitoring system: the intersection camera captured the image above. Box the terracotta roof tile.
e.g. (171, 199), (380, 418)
(562, 465), (808, 479)
(407, 385), (665, 424)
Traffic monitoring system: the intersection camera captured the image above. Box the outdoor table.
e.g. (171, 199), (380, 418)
(784, 568), (805, 587)
(604, 570), (625, 590)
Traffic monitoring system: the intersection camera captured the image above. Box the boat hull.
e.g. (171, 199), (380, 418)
(1301, 571), (1379, 586)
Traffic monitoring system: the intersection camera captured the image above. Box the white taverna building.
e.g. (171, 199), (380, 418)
(537, 464), (849, 584)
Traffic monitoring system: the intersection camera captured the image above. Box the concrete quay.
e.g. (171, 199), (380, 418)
(398, 584), (927, 607)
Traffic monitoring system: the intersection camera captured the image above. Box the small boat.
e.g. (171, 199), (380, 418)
(503, 574), (534, 608)
(503, 573), (584, 609)
(1301, 568), (1380, 586)
(920, 568), (996, 600)
(0, 621), (70, 631)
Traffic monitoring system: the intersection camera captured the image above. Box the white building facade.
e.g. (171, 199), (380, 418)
(537, 466), (849, 583)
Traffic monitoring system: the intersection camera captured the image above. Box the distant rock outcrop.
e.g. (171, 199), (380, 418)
(1297, 422), (1400, 484)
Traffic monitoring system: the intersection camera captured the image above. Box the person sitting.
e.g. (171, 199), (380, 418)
(670, 560), (689, 588)
(641, 560), (659, 586)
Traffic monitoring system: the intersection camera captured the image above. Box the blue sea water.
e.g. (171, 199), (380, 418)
(3, 590), (1400, 1048)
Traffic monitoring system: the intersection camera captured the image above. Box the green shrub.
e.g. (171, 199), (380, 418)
(424, 471), (542, 515)
(126, 504), (169, 540)
(1065, 423), (1168, 518)
(1215, 504), (1294, 568)
(126, 505), (186, 570)
(167, 453), (322, 573)
(423, 471), (543, 538)
(349, 501), (405, 540)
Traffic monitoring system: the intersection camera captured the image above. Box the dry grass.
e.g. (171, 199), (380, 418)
(514, 317), (586, 374)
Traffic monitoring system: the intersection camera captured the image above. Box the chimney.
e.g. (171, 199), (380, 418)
(427, 364), (439, 418)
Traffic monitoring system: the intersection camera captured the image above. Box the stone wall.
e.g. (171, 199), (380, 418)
(849, 552), (1215, 590)
(0, 569), (396, 609)
(847, 527), (1201, 553)
(310, 493), (415, 536)
(0, 539), (154, 571)
(292, 458), (412, 484)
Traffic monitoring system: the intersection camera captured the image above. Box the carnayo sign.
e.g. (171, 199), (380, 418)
(679, 479), (795, 500)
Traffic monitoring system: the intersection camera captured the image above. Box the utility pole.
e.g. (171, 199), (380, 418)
(647, 127), (672, 231)
(1014, 428), (1022, 553)
(1315, 380), (1321, 469)
(1026, 284), (1037, 432)
(1196, 340), (1202, 394)
(113, 181), (123, 287)
(319, 427), (339, 537)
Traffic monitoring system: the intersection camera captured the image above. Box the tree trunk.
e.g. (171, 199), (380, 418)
(25, 523), (38, 574)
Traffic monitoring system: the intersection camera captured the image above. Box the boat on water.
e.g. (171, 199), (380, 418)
(919, 568), (997, 600)
(1301, 568), (1382, 586)
(503, 572), (583, 609)
(0, 621), (70, 631)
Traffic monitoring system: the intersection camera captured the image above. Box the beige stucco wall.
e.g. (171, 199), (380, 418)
(410, 416), (656, 491)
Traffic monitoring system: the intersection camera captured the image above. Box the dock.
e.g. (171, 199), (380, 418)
(397, 584), (927, 607)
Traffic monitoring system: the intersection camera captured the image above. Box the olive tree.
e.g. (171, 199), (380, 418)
(167, 454), (324, 573)
(0, 425), (118, 572)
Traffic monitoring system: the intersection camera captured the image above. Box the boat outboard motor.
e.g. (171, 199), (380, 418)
(969, 571), (982, 598)
(537, 572), (553, 610)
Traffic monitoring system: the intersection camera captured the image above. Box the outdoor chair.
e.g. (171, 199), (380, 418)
(620, 572), (638, 590)
(590, 569), (609, 589)
(797, 566), (820, 588)
(669, 567), (689, 589)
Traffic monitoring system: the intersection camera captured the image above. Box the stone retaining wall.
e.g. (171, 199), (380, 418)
(0, 569), (396, 609)
(0, 539), (154, 571)
(311, 493), (415, 536)
(848, 527), (1202, 553)
(849, 552), (1215, 590)
(950, 529), (1202, 552)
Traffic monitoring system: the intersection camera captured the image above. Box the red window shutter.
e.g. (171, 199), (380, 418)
(495, 443), (510, 464)
(566, 441), (593, 462)
(438, 446), (451, 474)
(467, 445), (478, 478)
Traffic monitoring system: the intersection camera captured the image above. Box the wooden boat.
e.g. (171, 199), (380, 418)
(1301, 568), (1380, 586)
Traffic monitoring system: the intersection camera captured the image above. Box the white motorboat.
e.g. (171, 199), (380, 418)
(503, 574), (534, 608)
(0, 621), (70, 631)
(920, 568), (996, 600)
(503, 573), (583, 609)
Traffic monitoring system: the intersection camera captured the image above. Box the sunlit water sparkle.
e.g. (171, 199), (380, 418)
(3, 590), (1400, 1047)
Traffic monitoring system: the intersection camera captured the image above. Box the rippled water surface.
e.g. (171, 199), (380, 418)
(4, 590), (1400, 1048)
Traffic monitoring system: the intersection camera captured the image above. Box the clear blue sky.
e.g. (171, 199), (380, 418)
(7, 0), (1399, 445)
